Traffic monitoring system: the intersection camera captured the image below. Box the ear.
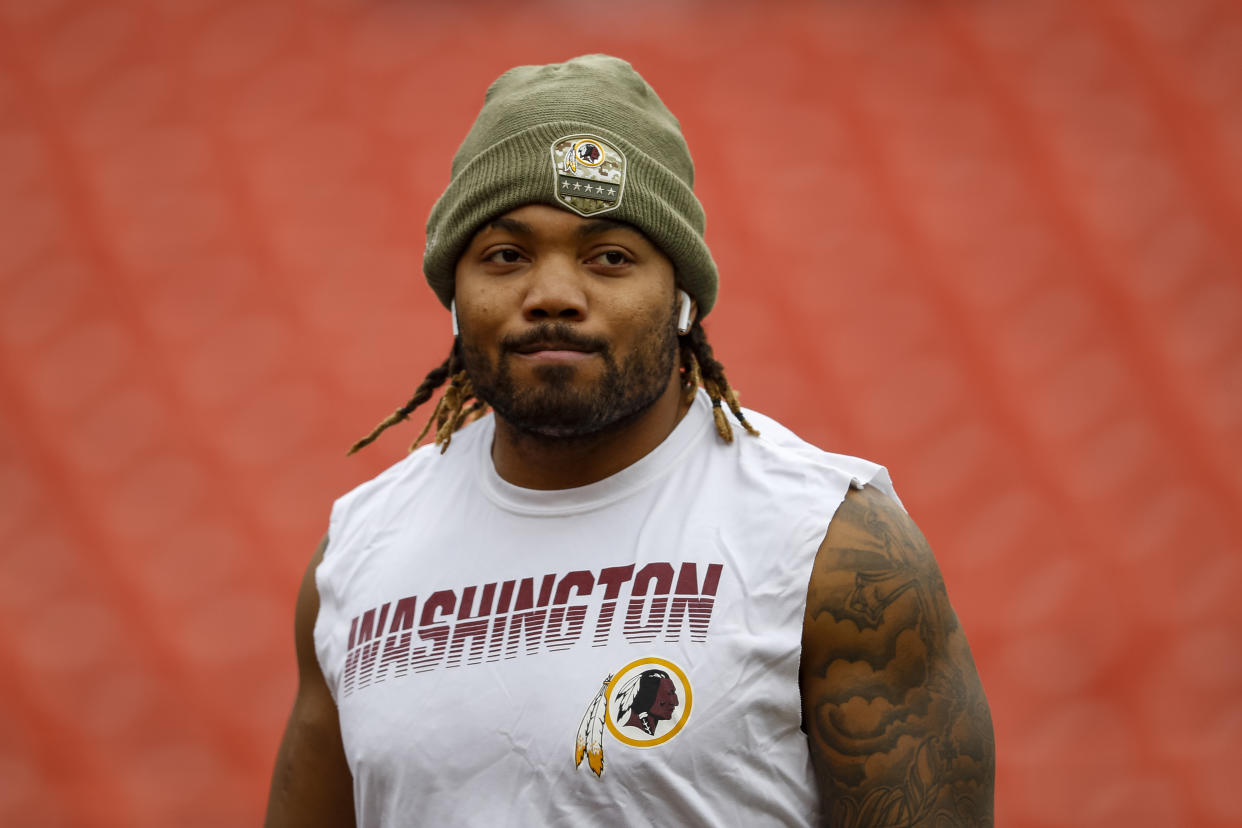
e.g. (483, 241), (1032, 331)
(676, 289), (696, 335)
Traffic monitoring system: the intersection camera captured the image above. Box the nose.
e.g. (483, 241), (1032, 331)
(521, 255), (587, 323)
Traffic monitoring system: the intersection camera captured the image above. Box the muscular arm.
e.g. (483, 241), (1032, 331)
(264, 535), (356, 828)
(801, 485), (995, 827)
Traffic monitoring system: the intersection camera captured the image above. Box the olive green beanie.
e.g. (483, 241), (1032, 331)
(423, 54), (718, 316)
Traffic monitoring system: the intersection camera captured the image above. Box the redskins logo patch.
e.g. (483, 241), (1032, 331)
(573, 657), (693, 777)
(551, 134), (626, 216)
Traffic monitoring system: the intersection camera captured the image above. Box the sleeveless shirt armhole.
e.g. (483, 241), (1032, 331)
(789, 469), (856, 728)
(798, 463), (904, 577)
(792, 465), (897, 732)
(850, 465), (904, 512)
(312, 497), (351, 705)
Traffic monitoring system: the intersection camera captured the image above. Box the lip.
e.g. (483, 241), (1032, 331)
(513, 348), (597, 363)
(511, 339), (595, 353)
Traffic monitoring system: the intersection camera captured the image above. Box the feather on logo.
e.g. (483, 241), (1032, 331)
(574, 675), (611, 776)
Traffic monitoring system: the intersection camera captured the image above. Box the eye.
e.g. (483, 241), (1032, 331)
(590, 249), (632, 267)
(485, 248), (523, 265)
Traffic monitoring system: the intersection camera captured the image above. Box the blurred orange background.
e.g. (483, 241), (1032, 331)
(2, 0), (1240, 825)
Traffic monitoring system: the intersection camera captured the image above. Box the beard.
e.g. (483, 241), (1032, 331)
(461, 303), (680, 442)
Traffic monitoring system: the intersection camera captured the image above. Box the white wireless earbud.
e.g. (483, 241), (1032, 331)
(451, 299), (460, 337)
(676, 289), (693, 335)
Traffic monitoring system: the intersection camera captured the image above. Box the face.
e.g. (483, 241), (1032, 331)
(454, 204), (682, 440)
(650, 677), (679, 721)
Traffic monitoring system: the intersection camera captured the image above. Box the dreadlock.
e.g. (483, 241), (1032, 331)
(347, 321), (757, 455)
(346, 338), (488, 456)
(681, 322), (760, 443)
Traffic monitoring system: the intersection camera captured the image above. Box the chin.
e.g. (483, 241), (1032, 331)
(523, 362), (592, 385)
(498, 385), (664, 442)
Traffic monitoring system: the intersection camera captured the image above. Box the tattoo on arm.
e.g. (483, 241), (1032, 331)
(802, 486), (995, 827)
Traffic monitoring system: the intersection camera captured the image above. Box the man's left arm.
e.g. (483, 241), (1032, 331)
(801, 484), (995, 827)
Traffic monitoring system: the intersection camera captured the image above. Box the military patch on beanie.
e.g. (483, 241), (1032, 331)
(551, 135), (626, 216)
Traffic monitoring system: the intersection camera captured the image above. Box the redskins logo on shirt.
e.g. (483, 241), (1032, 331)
(574, 657), (693, 777)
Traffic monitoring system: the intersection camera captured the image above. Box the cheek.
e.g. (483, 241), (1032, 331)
(455, 291), (506, 340)
(461, 299), (498, 324)
(454, 265), (514, 323)
(611, 290), (676, 336)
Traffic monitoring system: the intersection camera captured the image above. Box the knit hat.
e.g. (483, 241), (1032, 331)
(423, 54), (718, 317)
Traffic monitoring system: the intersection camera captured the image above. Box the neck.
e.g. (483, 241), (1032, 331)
(489, 374), (692, 490)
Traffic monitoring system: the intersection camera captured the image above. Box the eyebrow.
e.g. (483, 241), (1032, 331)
(576, 218), (638, 238)
(485, 217), (533, 235)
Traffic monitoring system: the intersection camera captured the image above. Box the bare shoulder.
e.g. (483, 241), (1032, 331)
(294, 535), (331, 664)
(800, 485), (995, 827)
(265, 534), (356, 828)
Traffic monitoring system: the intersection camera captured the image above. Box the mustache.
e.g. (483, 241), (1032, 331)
(500, 323), (609, 355)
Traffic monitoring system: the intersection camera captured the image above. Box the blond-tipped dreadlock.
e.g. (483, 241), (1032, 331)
(347, 340), (489, 456)
(681, 323), (760, 444)
(348, 323), (757, 455)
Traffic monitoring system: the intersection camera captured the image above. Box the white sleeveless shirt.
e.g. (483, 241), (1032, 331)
(315, 391), (898, 827)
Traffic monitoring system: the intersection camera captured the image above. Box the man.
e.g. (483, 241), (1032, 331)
(266, 55), (994, 827)
(616, 669), (680, 737)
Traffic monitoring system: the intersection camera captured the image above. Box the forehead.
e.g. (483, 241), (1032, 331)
(469, 203), (648, 243)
